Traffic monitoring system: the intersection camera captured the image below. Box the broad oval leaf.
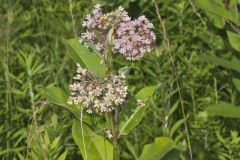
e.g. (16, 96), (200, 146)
(43, 86), (68, 106)
(64, 39), (105, 77)
(72, 119), (113, 160)
(43, 86), (92, 124)
(138, 137), (178, 160)
(207, 102), (240, 118)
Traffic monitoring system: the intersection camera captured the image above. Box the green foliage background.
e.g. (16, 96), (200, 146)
(1, 0), (240, 159)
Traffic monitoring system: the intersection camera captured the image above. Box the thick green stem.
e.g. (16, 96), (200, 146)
(111, 109), (119, 160)
(105, 110), (119, 160)
(112, 107), (119, 160)
(113, 134), (119, 160)
(104, 28), (119, 160)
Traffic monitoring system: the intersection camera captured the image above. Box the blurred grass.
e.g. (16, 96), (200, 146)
(1, 0), (240, 160)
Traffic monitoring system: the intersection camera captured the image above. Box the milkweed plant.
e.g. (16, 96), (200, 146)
(45, 4), (180, 160)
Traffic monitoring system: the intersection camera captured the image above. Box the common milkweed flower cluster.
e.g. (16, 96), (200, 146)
(80, 4), (156, 61)
(68, 64), (128, 114)
(68, 4), (155, 114)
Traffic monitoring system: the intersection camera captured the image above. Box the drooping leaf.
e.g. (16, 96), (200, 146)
(43, 86), (68, 106)
(227, 31), (240, 52)
(43, 86), (92, 125)
(207, 102), (240, 118)
(72, 119), (113, 160)
(43, 86), (78, 115)
(138, 137), (178, 160)
(119, 86), (155, 135)
(64, 39), (105, 77)
(201, 55), (240, 73)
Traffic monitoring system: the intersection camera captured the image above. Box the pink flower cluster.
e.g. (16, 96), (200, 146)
(80, 5), (130, 53)
(80, 4), (155, 61)
(113, 16), (156, 60)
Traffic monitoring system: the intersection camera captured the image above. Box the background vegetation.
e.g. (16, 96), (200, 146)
(1, 0), (240, 159)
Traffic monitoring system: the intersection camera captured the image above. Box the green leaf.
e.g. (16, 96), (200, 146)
(138, 137), (177, 160)
(64, 39), (105, 77)
(135, 86), (156, 100)
(233, 78), (240, 92)
(51, 136), (61, 149)
(119, 104), (147, 136)
(201, 55), (240, 73)
(205, 11), (225, 28)
(43, 86), (68, 106)
(227, 31), (240, 52)
(170, 117), (186, 137)
(194, 0), (238, 24)
(43, 86), (82, 121)
(57, 151), (68, 160)
(72, 119), (113, 160)
(124, 139), (138, 160)
(161, 149), (180, 160)
(119, 86), (155, 135)
(167, 100), (179, 117)
(207, 102), (240, 118)
(44, 132), (50, 145)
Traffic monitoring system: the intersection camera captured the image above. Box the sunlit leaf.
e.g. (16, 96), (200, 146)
(57, 151), (67, 160)
(135, 86), (156, 100)
(138, 137), (178, 160)
(72, 119), (113, 160)
(64, 39), (105, 77)
(227, 31), (240, 52)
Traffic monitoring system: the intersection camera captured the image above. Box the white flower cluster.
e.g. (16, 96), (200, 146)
(67, 64), (128, 114)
